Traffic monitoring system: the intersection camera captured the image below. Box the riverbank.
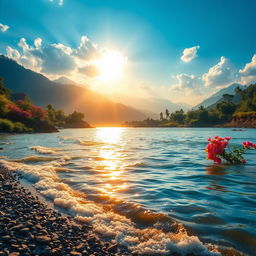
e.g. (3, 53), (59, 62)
(0, 166), (130, 256)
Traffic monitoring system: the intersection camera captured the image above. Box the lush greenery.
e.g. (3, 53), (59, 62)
(126, 83), (256, 128)
(46, 104), (91, 128)
(0, 77), (91, 133)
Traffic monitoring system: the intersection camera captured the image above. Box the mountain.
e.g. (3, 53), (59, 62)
(106, 93), (191, 119)
(53, 76), (77, 85)
(0, 56), (146, 125)
(193, 83), (244, 109)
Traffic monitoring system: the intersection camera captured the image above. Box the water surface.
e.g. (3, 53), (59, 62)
(0, 128), (255, 255)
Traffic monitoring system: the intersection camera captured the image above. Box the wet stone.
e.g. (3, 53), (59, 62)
(0, 166), (131, 256)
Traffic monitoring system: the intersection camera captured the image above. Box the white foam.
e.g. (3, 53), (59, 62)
(30, 146), (58, 154)
(0, 159), (221, 256)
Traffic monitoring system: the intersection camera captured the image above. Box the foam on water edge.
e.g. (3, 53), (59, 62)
(30, 146), (58, 154)
(0, 159), (221, 256)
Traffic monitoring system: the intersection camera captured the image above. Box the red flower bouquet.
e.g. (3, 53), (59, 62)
(206, 136), (256, 164)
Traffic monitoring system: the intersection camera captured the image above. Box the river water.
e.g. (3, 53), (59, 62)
(0, 127), (255, 255)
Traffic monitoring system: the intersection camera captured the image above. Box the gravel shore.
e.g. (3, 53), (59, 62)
(0, 167), (131, 256)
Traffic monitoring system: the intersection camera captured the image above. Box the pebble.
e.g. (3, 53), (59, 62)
(0, 166), (131, 256)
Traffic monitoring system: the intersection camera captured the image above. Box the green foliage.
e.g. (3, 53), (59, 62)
(236, 84), (256, 112)
(0, 94), (11, 117)
(47, 105), (88, 128)
(0, 77), (11, 98)
(0, 76), (90, 132)
(0, 118), (32, 133)
(170, 109), (185, 124)
(13, 122), (33, 133)
(0, 118), (14, 132)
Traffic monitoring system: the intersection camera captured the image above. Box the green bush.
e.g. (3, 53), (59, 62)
(13, 122), (33, 133)
(0, 118), (32, 133)
(0, 118), (15, 132)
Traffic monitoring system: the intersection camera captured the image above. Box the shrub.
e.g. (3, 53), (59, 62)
(13, 122), (33, 133)
(0, 118), (15, 132)
(8, 103), (33, 120)
(0, 95), (11, 117)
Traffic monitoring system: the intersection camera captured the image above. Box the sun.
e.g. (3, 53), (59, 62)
(94, 50), (126, 81)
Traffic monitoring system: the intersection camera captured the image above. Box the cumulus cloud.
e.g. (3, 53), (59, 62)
(74, 36), (99, 61)
(239, 54), (256, 77)
(0, 23), (9, 32)
(6, 38), (76, 74)
(49, 0), (63, 6)
(34, 38), (42, 49)
(202, 56), (237, 88)
(78, 65), (100, 77)
(239, 54), (256, 85)
(174, 74), (199, 89)
(181, 46), (199, 63)
(6, 47), (20, 60)
(33, 44), (76, 74)
(5, 36), (108, 78)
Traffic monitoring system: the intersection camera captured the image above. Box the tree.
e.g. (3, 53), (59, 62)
(160, 112), (163, 121)
(222, 94), (234, 103)
(0, 77), (11, 98)
(170, 109), (185, 124)
(165, 109), (170, 120)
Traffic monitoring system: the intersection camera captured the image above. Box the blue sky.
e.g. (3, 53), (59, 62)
(0, 0), (256, 105)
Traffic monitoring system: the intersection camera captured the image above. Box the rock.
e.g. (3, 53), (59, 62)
(11, 224), (23, 231)
(34, 235), (51, 244)
(107, 244), (118, 253)
(18, 227), (30, 235)
(1, 235), (11, 241)
(9, 253), (20, 256)
(70, 251), (82, 256)
(76, 243), (85, 251)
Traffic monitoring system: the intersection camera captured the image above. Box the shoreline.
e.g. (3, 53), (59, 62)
(0, 166), (130, 256)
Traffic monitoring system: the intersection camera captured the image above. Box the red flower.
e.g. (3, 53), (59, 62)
(8, 103), (33, 119)
(242, 141), (254, 149)
(205, 136), (229, 164)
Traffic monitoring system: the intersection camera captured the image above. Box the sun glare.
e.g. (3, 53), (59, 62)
(94, 50), (126, 81)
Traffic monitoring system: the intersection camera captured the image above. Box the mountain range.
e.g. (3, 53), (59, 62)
(193, 83), (244, 109)
(0, 55), (245, 125)
(0, 56), (147, 126)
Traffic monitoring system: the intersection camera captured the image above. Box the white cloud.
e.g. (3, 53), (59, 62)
(174, 74), (199, 89)
(6, 38), (76, 74)
(0, 23), (9, 32)
(202, 56), (237, 88)
(75, 36), (99, 61)
(49, 0), (63, 5)
(239, 54), (256, 77)
(6, 47), (20, 60)
(34, 38), (42, 49)
(239, 54), (256, 85)
(181, 45), (199, 63)
(5, 36), (106, 78)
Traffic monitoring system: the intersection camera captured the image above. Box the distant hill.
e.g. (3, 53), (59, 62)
(193, 83), (244, 109)
(107, 93), (191, 119)
(0, 55), (146, 125)
(53, 76), (77, 85)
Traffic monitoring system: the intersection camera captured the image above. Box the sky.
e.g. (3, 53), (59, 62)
(0, 0), (256, 106)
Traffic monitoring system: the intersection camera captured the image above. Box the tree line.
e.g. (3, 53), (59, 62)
(126, 83), (256, 127)
(0, 77), (91, 133)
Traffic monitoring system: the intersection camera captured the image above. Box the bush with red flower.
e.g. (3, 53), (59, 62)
(206, 136), (256, 164)
(30, 105), (46, 120)
(7, 103), (33, 120)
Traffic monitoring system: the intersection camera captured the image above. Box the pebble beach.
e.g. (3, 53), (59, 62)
(0, 166), (130, 256)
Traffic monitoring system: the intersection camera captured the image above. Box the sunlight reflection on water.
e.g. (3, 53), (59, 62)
(1, 127), (256, 255)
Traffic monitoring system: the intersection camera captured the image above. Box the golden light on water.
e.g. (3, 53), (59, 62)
(93, 128), (128, 195)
